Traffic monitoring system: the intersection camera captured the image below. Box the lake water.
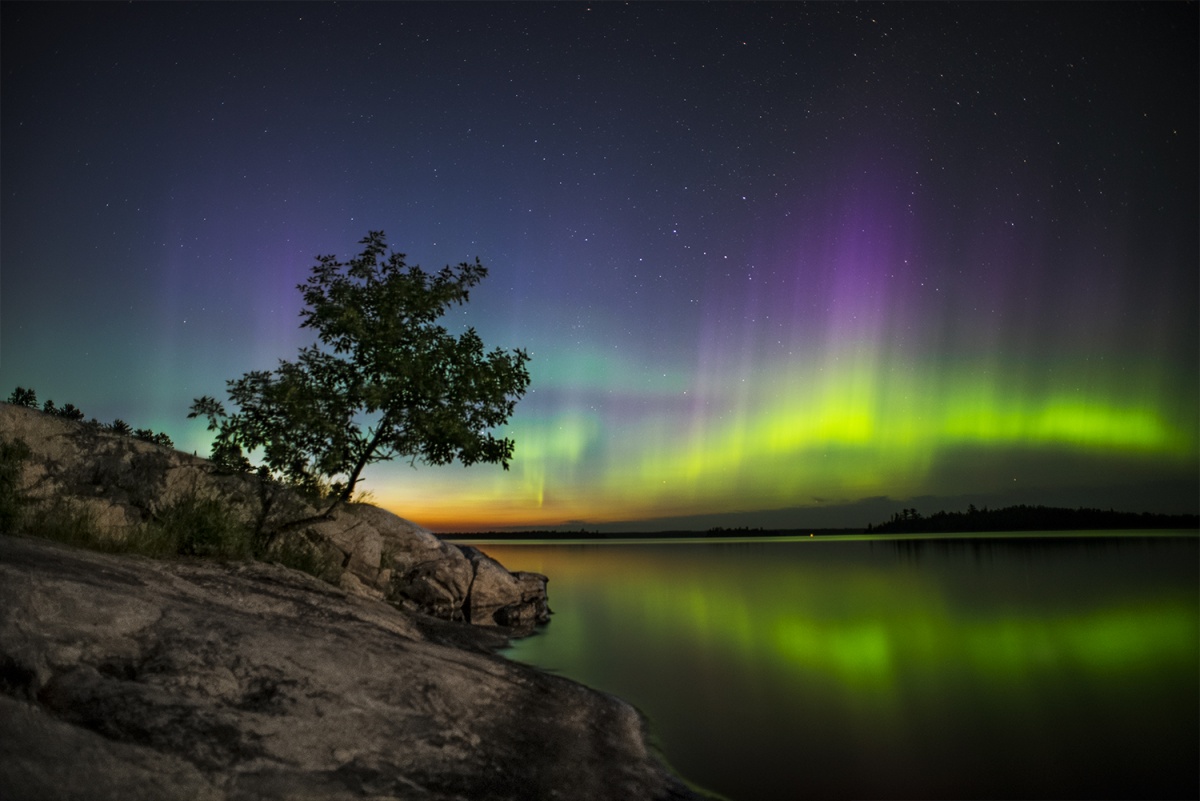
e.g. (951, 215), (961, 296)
(469, 533), (1199, 800)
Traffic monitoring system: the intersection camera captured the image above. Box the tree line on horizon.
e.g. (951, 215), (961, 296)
(868, 503), (1198, 534)
(443, 504), (1198, 540)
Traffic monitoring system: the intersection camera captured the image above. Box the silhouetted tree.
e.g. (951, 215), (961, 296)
(132, 428), (173, 447)
(6, 387), (37, 409)
(190, 230), (531, 514)
(57, 404), (85, 421)
(108, 419), (133, 436)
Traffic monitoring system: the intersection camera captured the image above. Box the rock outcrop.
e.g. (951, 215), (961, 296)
(0, 402), (549, 632)
(0, 534), (702, 800)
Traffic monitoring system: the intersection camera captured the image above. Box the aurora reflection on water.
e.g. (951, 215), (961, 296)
(479, 534), (1199, 800)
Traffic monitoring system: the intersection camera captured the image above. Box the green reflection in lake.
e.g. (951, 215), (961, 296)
(478, 534), (1199, 800)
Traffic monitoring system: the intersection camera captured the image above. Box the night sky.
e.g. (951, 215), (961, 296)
(2, 2), (1196, 531)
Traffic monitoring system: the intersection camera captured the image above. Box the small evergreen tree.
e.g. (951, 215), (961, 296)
(58, 403), (85, 421)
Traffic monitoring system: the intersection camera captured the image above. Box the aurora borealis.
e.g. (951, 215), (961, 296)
(2, 2), (1196, 530)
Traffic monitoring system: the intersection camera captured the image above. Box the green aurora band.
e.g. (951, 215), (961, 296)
(371, 345), (1197, 528)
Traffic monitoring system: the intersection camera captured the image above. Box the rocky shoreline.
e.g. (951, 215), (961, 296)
(0, 535), (701, 800)
(0, 403), (552, 634)
(0, 403), (705, 800)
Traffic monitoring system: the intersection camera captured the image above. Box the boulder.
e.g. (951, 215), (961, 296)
(460, 545), (552, 630)
(0, 535), (701, 801)
(311, 503), (551, 629)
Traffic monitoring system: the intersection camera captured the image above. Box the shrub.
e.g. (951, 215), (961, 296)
(0, 438), (32, 532)
(20, 498), (105, 549)
(154, 494), (255, 559)
(274, 532), (343, 584)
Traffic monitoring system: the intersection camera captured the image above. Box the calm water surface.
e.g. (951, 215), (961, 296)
(472, 533), (1199, 800)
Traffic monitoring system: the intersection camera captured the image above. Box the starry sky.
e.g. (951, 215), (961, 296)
(2, 2), (1197, 531)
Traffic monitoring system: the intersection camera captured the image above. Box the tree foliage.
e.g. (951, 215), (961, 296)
(108, 419), (133, 437)
(6, 387), (37, 409)
(190, 231), (531, 511)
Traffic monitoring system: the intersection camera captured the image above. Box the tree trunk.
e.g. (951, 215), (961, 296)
(321, 421), (391, 517)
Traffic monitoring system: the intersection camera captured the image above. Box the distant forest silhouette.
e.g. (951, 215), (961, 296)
(868, 504), (1198, 534)
(446, 504), (1198, 540)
